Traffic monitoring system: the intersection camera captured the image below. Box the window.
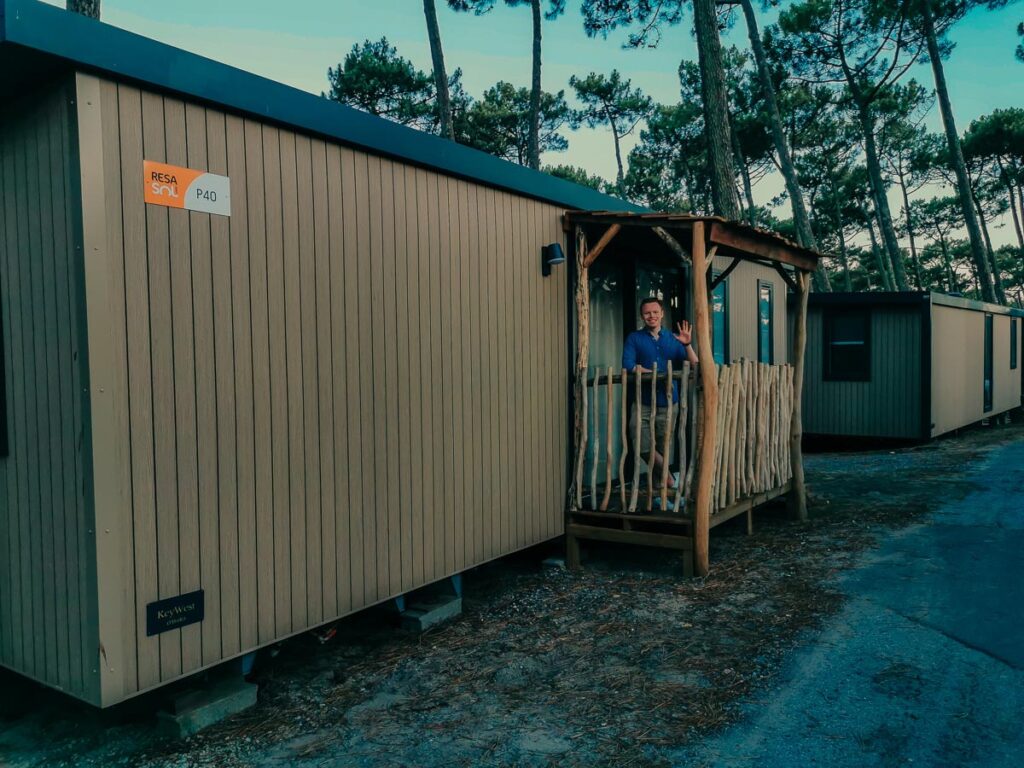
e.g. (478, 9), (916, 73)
(1011, 317), (1018, 371)
(984, 314), (993, 412)
(757, 281), (773, 364)
(823, 310), (871, 382)
(711, 274), (729, 364)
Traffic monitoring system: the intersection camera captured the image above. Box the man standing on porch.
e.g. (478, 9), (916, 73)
(623, 297), (699, 489)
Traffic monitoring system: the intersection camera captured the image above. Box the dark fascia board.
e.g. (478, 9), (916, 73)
(805, 291), (931, 309)
(0, 0), (642, 214)
(929, 291), (1024, 317)
(805, 290), (1024, 317)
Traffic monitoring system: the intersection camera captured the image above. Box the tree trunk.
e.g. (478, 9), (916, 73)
(922, 0), (995, 302)
(67, 0), (99, 18)
(856, 102), (909, 290)
(527, 0), (542, 170)
(730, 121), (756, 225)
(423, 0), (453, 141)
(610, 113), (625, 188)
(938, 235), (956, 292)
(1017, 179), (1024, 238)
(872, 202), (898, 289)
(829, 181), (853, 291)
(739, 0), (826, 282)
(863, 204), (894, 290)
(970, 188), (1006, 304)
(996, 157), (1024, 248)
(897, 168), (923, 289)
(693, 0), (741, 219)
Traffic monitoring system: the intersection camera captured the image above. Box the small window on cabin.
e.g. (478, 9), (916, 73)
(1011, 318), (1018, 370)
(757, 281), (773, 364)
(984, 314), (993, 412)
(823, 310), (871, 382)
(711, 275), (729, 364)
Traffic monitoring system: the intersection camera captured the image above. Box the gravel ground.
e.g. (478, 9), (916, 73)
(2, 422), (1020, 768)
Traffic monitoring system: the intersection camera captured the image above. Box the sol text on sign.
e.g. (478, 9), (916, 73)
(143, 160), (230, 217)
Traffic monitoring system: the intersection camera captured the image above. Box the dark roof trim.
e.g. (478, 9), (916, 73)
(566, 210), (825, 269)
(930, 292), (1024, 317)
(807, 291), (1024, 317)
(0, 0), (642, 214)
(807, 291), (931, 308)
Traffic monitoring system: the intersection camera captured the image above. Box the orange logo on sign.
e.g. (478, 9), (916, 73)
(143, 160), (206, 209)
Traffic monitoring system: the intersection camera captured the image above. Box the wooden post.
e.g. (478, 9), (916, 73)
(618, 368), (628, 511)
(673, 362), (690, 514)
(629, 367), (642, 512)
(600, 366), (614, 511)
(566, 531), (581, 570)
(590, 370), (600, 509)
(646, 363), (658, 512)
(660, 360), (674, 510)
(571, 227), (589, 512)
(685, 374), (699, 501)
(691, 221), (717, 577)
(790, 272), (809, 521)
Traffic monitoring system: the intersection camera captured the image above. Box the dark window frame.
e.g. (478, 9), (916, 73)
(711, 271), (729, 365)
(822, 308), (872, 382)
(757, 280), (774, 364)
(1011, 317), (1018, 371)
(984, 313), (993, 413)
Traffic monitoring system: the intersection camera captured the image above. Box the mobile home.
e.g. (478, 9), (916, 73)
(0, 0), (817, 706)
(802, 292), (1023, 441)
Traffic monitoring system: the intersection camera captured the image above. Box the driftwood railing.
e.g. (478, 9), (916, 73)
(572, 361), (694, 515)
(710, 361), (794, 513)
(570, 359), (794, 518)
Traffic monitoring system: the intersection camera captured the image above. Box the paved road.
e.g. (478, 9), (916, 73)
(677, 439), (1024, 767)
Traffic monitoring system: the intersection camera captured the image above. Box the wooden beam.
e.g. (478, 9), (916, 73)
(709, 256), (742, 291)
(567, 524), (693, 551)
(569, 510), (693, 528)
(708, 480), (792, 529)
(772, 262), (799, 292)
(653, 226), (691, 264)
(570, 226), (590, 512)
(565, 213), (696, 230)
(788, 272), (809, 521)
(691, 220), (717, 578)
(708, 221), (818, 272)
(582, 223), (622, 268)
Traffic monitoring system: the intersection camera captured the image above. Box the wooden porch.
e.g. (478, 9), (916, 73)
(564, 213), (820, 577)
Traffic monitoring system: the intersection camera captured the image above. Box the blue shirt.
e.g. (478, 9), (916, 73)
(622, 329), (689, 406)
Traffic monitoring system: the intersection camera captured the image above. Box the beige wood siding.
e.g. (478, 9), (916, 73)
(711, 256), (789, 364)
(931, 305), (1019, 437)
(0, 82), (99, 703)
(802, 306), (923, 439)
(81, 75), (569, 704)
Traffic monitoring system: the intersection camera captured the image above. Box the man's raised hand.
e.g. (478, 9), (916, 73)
(673, 320), (692, 346)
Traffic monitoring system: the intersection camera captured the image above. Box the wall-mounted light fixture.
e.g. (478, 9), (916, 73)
(541, 242), (565, 277)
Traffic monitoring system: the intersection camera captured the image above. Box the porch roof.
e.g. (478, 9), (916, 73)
(564, 211), (824, 274)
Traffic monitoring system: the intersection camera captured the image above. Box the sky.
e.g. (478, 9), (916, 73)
(43, 0), (1024, 246)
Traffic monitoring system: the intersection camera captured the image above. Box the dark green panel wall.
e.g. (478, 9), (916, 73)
(802, 306), (923, 439)
(0, 81), (97, 702)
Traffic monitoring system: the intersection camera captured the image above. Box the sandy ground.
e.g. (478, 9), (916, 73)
(1, 422), (1021, 767)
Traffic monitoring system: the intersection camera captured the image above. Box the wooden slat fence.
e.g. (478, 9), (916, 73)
(572, 360), (793, 516)
(711, 361), (794, 511)
(574, 361), (693, 514)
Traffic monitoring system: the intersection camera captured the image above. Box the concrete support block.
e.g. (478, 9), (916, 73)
(399, 594), (463, 633)
(158, 676), (258, 739)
